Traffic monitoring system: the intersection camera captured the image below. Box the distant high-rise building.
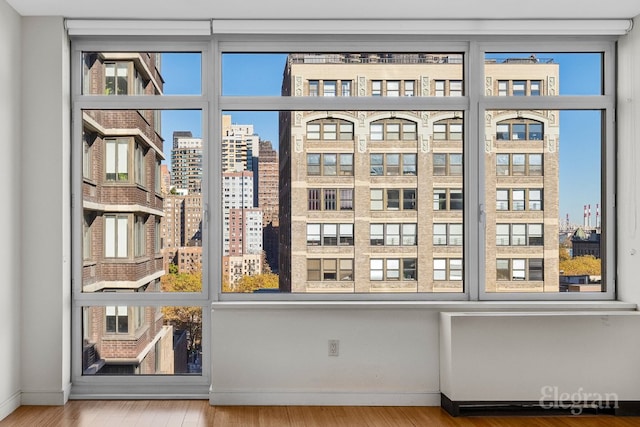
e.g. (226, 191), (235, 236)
(171, 131), (203, 194)
(221, 114), (260, 172)
(256, 140), (279, 227)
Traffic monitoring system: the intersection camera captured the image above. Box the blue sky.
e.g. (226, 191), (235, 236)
(161, 52), (603, 226)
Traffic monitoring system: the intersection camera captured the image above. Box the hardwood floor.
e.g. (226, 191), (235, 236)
(2, 401), (640, 426)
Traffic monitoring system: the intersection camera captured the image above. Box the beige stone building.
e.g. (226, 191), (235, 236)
(278, 53), (559, 293)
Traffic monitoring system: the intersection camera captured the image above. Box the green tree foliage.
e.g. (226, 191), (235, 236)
(161, 270), (202, 351)
(559, 255), (601, 276)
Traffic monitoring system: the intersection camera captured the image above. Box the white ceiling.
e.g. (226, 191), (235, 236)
(6, 0), (640, 20)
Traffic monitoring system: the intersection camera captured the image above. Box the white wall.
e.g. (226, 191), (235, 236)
(0, 0), (23, 420)
(20, 16), (71, 406)
(617, 16), (640, 306)
(211, 307), (441, 405)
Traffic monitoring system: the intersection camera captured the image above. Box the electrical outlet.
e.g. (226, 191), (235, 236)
(328, 339), (339, 356)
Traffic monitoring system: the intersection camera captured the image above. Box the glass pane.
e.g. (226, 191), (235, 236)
(83, 52), (201, 95)
(222, 110), (462, 293)
(82, 109), (203, 293)
(485, 53), (602, 96)
(223, 53), (463, 96)
(486, 110), (602, 293)
(82, 306), (202, 375)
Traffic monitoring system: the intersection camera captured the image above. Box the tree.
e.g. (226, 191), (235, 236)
(223, 273), (279, 293)
(559, 255), (601, 276)
(161, 270), (202, 352)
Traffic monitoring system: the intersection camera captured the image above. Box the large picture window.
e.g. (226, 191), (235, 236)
(72, 34), (616, 395)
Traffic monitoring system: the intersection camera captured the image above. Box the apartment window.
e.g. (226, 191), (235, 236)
(308, 258), (353, 281)
(323, 80), (337, 96)
(529, 189), (543, 210)
(496, 224), (510, 246)
(404, 80), (415, 96)
(341, 80), (351, 96)
(433, 188), (462, 211)
(434, 258), (462, 281)
(497, 153), (543, 176)
(340, 189), (354, 210)
(83, 132), (93, 180)
(307, 154), (321, 175)
(370, 119), (417, 141)
(339, 224), (354, 245)
(309, 80), (319, 96)
(105, 138), (129, 181)
(433, 223), (462, 246)
(496, 189), (509, 210)
(496, 120), (544, 141)
(307, 224), (321, 245)
(154, 218), (161, 253)
(323, 224), (337, 245)
(105, 306), (128, 334)
(433, 119), (463, 140)
(308, 189), (321, 210)
(372, 80), (382, 96)
(105, 62), (129, 95)
(155, 159), (161, 193)
(104, 215), (128, 258)
(496, 258), (544, 281)
(371, 153), (417, 176)
(370, 223), (417, 246)
(434, 152), (463, 176)
(306, 119), (354, 141)
(135, 142), (145, 186)
(339, 154), (353, 175)
(498, 80), (508, 96)
(450, 80), (463, 96)
(386, 80), (400, 96)
(83, 214), (93, 260)
(324, 189), (337, 210)
(435, 80), (445, 96)
(370, 258), (417, 281)
(323, 154), (337, 175)
(513, 80), (526, 96)
(530, 80), (541, 96)
(403, 154), (417, 175)
(134, 215), (145, 257)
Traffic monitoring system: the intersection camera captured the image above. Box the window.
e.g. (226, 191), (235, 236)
(433, 119), (463, 140)
(433, 153), (462, 176)
(434, 223), (462, 246)
(433, 188), (463, 211)
(386, 80), (400, 97)
(308, 258), (353, 281)
(323, 80), (336, 96)
(496, 153), (543, 176)
(134, 215), (145, 257)
(498, 80), (508, 96)
(370, 119), (417, 141)
(370, 258), (417, 281)
(105, 215), (128, 258)
(105, 306), (128, 334)
(309, 80), (319, 96)
(308, 188), (353, 211)
(371, 153), (416, 176)
(307, 119), (354, 141)
(83, 214), (93, 260)
(341, 81), (351, 97)
(370, 188), (416, 211)
(372, 80), (382, 96)
(105, 62), (129, 95)
(512, 80), (526, 96)
(496, 120), (544, 141)
(433, 258), (462, 281)
(135, 142), (145, 186)
(105, 138), (129, 181)
(496, 259), (544, 281)
(404, 80), (414, 96)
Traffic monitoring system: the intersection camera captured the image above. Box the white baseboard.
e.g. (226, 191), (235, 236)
(0, 391), (21, 422)
(209, 391), (440, 406)
(21, 383), (71, 406)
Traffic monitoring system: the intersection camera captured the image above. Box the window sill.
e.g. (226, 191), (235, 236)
(212, 300), (637, 311)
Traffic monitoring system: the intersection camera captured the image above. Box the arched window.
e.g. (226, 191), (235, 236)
(496, 118), (544, 141)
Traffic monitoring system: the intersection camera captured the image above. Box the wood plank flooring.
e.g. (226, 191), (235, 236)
(3, 401), (640, 427)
